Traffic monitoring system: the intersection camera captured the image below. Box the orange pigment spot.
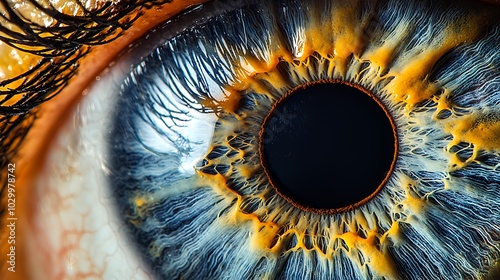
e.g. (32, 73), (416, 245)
(385, 10), (493, 109)
(445, 113), (500, 170)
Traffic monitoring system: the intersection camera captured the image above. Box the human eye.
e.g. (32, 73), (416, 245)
(1, 0), (500, 279)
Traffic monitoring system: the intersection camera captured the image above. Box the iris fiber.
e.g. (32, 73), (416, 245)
(259, 81), (397, 213)
(107, 0), (500, 279)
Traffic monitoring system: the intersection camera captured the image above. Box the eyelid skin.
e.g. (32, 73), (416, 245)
(0, 0), (208, 279)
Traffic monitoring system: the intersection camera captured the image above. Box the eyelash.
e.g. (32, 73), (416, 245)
(0, 0), (167, 230)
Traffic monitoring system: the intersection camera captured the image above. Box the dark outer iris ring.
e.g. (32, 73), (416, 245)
(258, 79), (399, 215)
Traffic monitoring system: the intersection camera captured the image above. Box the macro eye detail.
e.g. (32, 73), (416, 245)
(97, 0), (500, 279)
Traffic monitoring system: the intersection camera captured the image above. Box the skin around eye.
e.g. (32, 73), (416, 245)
(0, 0), (208, 279)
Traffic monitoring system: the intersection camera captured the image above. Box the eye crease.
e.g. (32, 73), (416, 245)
(0, 1), (499, 280)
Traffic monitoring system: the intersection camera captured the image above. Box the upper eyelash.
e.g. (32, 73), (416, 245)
(0, 0), (171, 114)
(0, 0), (169, 236)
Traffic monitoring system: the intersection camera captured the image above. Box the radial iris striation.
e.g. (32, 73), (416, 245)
(107, 0), (500, 278)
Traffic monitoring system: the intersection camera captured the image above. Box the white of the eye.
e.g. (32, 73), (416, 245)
(25, 60), (153, 279)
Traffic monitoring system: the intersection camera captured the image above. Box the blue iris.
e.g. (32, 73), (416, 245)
(107, 0), (500, 278)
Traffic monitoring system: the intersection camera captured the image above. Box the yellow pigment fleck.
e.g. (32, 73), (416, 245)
(461, 121), (500, 151)
(338, 230), (397, 278)
(444, 113), (500, 169)
(237, 165), (257, 179)
(385, 13), (487, 108)
(381, 221), (402, 246)
(196, 169), (284, 253)
(228, 200), (283, 253)
(134, 197), (146, 207)
(447, 115), (500, 151)
(305, 20), (333, 59)
(329, 1), (369, 59)
(362, 21), (411, 73)
(364, 46), (395, 73)
(197, 171), (236, 197)
(251, 223), (281, 251)
(385, 46), (443, 107)
(403, 191), (425, 213)
(433, 90), (453, 113)
(400, 176), (426, 213)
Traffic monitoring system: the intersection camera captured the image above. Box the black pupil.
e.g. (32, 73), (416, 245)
(260, 82), (396, 211)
